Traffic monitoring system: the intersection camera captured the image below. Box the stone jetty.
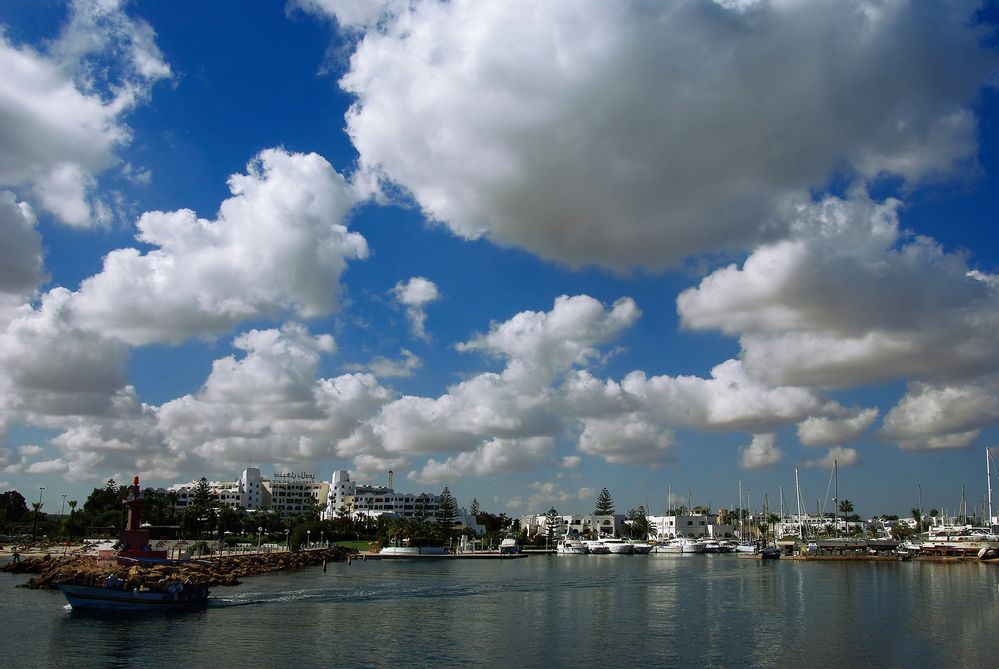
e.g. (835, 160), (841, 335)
(2, 547), (351, 589)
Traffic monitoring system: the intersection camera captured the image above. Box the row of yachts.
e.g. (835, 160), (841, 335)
(556, 537), (758, 555)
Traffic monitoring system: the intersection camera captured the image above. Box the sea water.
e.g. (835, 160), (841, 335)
(2, 554), (997, 668)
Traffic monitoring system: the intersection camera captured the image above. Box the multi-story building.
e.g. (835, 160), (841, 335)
(323, 470), (441, 520)
(322, 470), (484, 534)
(520, 513), (624, 538)
(647, 512), (735, 540)
(166, 468), (329, 518)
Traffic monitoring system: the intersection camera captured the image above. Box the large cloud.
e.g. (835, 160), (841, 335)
(457, 294), (640, 386)
(409, 437), (555, 485)
(678, 193), (999, 389)
(71, 149), (368, 345)
(797, 408), (879, 447)
(156, 323), (390, 470)
(879, 380), (999, 450)
(0, 289), (130, 418)
(0, 192), (45, 296)
(0, 0), (170, 226)
(335, 0), (993, 269)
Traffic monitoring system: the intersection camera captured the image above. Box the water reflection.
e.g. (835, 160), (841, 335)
(3, 556), (997, 667)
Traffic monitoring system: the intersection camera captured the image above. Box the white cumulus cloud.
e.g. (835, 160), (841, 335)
(797, 408), (879, 447)
(678, 193), (999, 389)
(0, 0), (171, 226)
(800, 446), (860, 469)
(392, 277), (440, 340)
(71, 149), (368, 345)
(739, 434), (783, 469)
(335, 0), (991, 269)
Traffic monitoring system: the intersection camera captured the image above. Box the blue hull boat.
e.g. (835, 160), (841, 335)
(58, 583), (209, 612)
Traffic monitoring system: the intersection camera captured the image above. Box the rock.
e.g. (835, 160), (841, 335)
(9, 547), (351, 589)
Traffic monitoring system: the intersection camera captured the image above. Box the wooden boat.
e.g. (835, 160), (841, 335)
(56, 475), (210, 611)
(58, 581), (209, 612)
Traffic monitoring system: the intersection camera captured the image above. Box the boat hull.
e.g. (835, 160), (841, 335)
(58, 583), (209, 612)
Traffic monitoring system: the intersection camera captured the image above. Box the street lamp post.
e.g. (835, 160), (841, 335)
(257, 526), (263, 551)
(307, 530), (311, 549)
(320, 530), (324, 548)
(32, 487), (45, 543)
(285, 528), (290, 551)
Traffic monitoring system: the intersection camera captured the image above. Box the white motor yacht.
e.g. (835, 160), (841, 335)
(556, 538), (588, 555)
(629, 540), (653, 554)
(600, 537), (635, 554)
(680, 538), (707, 553)
(583, 540), (611, 554)
(651, 538), (685, 553)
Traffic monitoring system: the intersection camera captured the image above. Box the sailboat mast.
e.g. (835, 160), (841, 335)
(738, 480), (743, 540)
(795, 468), (803, 540)
(987, 448), (994, 527)
(833, 459), (839, 537)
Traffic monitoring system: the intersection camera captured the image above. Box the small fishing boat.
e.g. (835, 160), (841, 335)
(57, 476), (210, 611)
(58, 579), (209, 612)
(760, 545), (782, 560)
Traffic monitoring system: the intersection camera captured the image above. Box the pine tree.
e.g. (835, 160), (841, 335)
(414, 493), (429, 520)
(435, 487), (458, 540)
(545, 506), (561, 541)
(469, 498), (480, 517)
(594, 487), (615, 516)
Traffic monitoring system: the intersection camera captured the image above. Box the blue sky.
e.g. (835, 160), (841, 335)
(1, 0), (998, 520)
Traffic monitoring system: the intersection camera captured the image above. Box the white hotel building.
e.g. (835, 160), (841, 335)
(323, 470), (446, 519)
(167, 468), (329, 518)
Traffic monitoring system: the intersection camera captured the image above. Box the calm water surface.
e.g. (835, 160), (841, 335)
(2, 554), (997, 668)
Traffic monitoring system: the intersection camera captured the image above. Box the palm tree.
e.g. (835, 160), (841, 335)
(911, 507), (923, 533)
(31, 501), (44, 543)
(838, 499), (855, 534)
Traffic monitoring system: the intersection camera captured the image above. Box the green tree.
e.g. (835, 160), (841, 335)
(892, 522), (917, 542)
(911, 507), (923, 533)
(435, 487), (458, 542)
(191, 477), (216, 539)
(31, 500), (45, 542)
(83, 479), (121, 515)
(594, 488), (615, 516)
(623, 506), (650, 540)
(469, 498), (480, 517)
(1, 490), (28, 523)
(545, 507), (561, 543)
(414, 493), (429, 520)
(838, 499), (855, 534)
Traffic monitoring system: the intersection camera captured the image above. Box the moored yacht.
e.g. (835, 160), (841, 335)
(556, 538), (588, 555)
(600, 537), (635, 554)
(629, 540), (653, 554)
(583, 539), (611, 554)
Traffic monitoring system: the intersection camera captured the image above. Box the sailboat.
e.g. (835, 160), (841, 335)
(734, 482), (757, 554)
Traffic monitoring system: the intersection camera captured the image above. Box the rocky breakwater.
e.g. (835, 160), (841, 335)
(2, 547), (351, 589)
